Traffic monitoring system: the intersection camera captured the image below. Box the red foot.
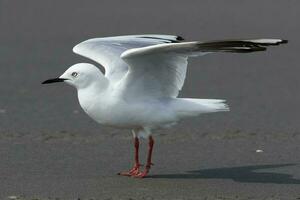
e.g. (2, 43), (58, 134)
(132, 170), (148, 178)
(132, 163), (153, 178)
(118, 164), (141, 176)
(119, 136), (155, 178)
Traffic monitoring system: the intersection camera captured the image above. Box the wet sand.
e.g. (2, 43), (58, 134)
(1, 131), (300, 199)
(0, 0), (300, 199)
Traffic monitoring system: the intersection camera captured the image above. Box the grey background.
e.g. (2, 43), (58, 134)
(0, 0), (300, 199)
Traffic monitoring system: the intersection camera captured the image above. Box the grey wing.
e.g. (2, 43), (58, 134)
(120, 38), (287, 99)
(72, 34), (184, 82)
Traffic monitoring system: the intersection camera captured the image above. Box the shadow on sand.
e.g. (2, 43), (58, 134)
(149, 164), (300, 184)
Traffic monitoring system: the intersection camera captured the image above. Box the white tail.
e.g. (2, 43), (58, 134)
(191, 99), (230, 112)
(172, 98), (230, 118)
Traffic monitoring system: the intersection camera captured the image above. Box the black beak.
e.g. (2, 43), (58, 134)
(42, 78), (67, 84)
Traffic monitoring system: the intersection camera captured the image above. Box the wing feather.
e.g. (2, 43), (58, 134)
(72, 35), (184, 82)
(121, 38), (287, 99)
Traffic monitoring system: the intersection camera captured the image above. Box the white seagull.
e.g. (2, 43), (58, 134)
(42, 34), (287, 178)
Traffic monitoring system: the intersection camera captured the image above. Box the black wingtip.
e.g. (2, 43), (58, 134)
(176, 36), (185, 41)
(139, 35), (185, 43)
(280, 39), (288, 44)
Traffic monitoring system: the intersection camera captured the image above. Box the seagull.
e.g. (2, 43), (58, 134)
(42, 34), (287, 178)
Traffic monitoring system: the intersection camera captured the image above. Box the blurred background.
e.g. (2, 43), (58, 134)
(0, 0), (298, 137)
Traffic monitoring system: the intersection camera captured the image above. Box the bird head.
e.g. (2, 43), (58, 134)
(42, 63), (105, 89)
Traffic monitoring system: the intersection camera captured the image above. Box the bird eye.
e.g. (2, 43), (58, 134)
(71, 72), (78, 77)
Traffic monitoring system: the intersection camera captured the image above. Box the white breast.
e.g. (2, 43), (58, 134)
(78, 89), (176, 129)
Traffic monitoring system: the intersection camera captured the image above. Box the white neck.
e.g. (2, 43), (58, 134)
(77, 76), (109, 113)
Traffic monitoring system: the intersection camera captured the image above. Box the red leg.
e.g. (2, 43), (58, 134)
(118, 137), (141, 176)
(133, 136), (154, 178)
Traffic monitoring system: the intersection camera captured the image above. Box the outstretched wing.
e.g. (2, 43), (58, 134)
(120, 39), (287, 99)
(72, 35), (184, 82)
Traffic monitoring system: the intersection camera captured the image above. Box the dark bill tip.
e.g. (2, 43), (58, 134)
(42, 78), (67, 84)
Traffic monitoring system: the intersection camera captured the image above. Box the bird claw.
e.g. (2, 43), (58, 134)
(131, 163), (153, 178)
(132, 171), (148, 178)
(118, 163), (153, 178)
(118, 164), (141, 176)
(118, 171), (135, 176)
